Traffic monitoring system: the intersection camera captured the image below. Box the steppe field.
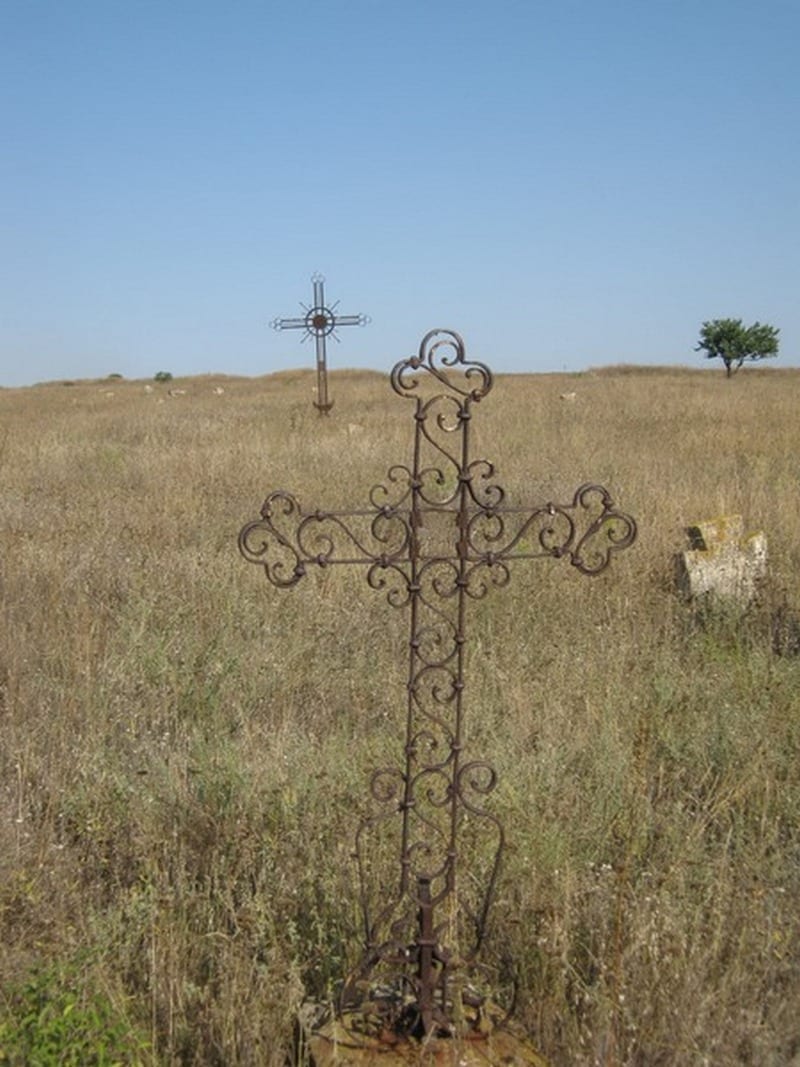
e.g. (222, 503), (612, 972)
(1, 360), (799, 1066)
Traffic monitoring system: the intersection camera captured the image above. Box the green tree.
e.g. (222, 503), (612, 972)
(695, 318), (779, 378)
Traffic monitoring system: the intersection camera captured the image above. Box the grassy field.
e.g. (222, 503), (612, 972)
(1, 359), (799, 1065)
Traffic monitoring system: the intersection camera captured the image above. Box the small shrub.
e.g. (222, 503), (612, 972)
(0, 961), (150, 1066)
(153, 371), (173, 383)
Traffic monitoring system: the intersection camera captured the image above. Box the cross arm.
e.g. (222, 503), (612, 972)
(238, 491), (412, 587)
(331, 314), (370, 328)
(271, 317), (309, 331)
(465, 482), (637, 576)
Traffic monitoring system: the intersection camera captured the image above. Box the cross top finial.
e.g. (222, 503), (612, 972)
(391, 328), (494, 403)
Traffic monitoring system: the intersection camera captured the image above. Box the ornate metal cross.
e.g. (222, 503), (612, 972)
(271, 272), (370, 413)
(239, 330), (637, 1043)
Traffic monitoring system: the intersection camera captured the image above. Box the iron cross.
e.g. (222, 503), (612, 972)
(270, 273), (370, 414)
(239, 329), (637, 1042)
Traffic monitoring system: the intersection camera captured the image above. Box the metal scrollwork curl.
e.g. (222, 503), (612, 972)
(424, 558), (459, 601)
(426, 393), (464, 436)
(296, 513), (373, 563)
(370, 509), (411, 559)
(568, 483), (638, 575)
(367, 561), (412, 609)
(456, 760), (499, 813)
(370, 464), (414, 511)
(414, 766), (452, 812)
(391, 329), (493, 402)
(238, 491), (305, 587)
(412, 621), (457, 670)
(410, 671), (459, 732)
(463, 559), (511, 600)
(465, 459), (504, 510)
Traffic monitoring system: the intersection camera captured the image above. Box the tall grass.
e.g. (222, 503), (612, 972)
(1, 364), (799, 1064)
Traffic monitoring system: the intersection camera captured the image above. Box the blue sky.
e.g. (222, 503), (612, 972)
(2, 0), (798, 386)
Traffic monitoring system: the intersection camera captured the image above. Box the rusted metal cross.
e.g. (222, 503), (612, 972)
(271, 272), (370, 413)
(239, 329), (636, 1044)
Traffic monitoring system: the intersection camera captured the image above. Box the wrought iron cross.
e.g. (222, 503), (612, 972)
(271, 273), (370, 413)
(239, 330), (636, 1042)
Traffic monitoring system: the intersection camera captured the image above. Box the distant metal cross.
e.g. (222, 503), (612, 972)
(239, 329), (637, 1043)
(271, 273), (370, 413)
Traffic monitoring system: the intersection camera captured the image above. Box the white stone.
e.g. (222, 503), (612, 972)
(676, 514), (767, 604)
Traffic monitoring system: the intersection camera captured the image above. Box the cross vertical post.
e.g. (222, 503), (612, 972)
(270, 273), (370, 413)
(239, 329), (637, 1044)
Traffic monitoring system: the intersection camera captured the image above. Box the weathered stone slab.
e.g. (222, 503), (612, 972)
(297, 1003), (549, 1066)
(675, 514), (767, 605)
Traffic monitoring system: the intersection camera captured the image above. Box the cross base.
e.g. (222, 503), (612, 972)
(337, 876), (517, 1044)
(296, 1001), (549, 1066)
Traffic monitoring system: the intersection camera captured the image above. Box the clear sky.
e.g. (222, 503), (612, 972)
(2, 0), (798, 387)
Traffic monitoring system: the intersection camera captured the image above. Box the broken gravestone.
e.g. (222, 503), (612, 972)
(675, 514), (767, 606)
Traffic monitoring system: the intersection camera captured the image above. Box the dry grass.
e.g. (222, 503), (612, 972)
(1, 363), (799, 1065)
